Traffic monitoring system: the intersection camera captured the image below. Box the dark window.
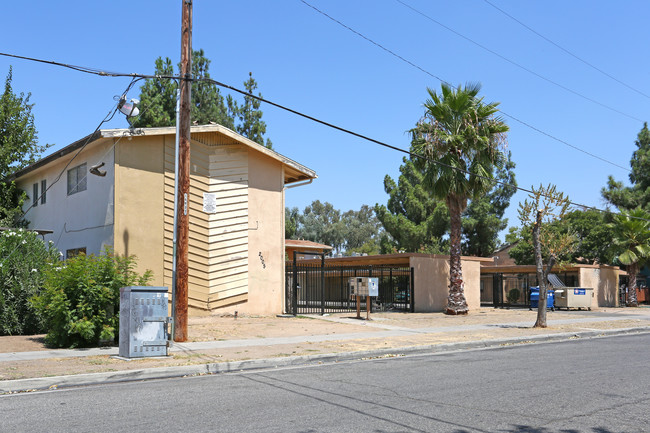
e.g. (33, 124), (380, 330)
(40, 179), (46, 204)
(66, 247), (86, 259)
(67, 163), (87, 195)
(32, 183), (38, 207)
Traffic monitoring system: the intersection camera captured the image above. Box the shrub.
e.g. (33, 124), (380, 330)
(32, 249), (153, 348)
(507, 288), (521, 305)
(0, 228), (61, 335)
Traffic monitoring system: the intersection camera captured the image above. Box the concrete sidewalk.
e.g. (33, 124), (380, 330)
(2, 307), (650, 393)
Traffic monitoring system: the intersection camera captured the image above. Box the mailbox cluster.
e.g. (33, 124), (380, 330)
(349, 277), (379, 297)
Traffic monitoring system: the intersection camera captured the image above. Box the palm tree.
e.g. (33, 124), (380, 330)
(610, 208), (650, 307)
(411, 83), (508, 314)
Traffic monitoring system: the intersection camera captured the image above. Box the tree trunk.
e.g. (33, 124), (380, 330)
(446, 196), (468, 315)
(532, 210), (548, 328)
(627, 263), (639, 307)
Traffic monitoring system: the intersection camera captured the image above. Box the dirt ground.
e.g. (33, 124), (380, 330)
(1, 308), (649, 381)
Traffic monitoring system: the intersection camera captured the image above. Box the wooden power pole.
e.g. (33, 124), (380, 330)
(174, 0), (192, 342)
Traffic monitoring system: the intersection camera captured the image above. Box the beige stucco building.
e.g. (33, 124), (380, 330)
(13, 125), (316, 315)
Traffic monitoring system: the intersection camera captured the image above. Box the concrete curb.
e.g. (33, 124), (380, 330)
(3, 326), (650, 394)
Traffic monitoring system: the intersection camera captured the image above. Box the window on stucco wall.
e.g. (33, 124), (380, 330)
(67, 163), (87, 195)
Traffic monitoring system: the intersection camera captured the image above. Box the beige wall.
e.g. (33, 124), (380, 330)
(579, 266), (620, 308)
(115, 135), (290, 316)
(245, 152), (285, 314)
(410, 256), (482, 312)
(113, 135), (166, 288)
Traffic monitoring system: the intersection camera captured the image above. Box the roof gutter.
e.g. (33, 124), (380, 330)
(285, 178), (313, 189)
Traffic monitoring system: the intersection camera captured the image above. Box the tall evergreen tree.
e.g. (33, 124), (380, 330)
(190, 49), (235, 129)
(231, 72), (272, 149)
(0, 67), (48, 226)
(375, 156), (449, 254)
(462, 152), (516, 256)
(132, 57), (176, 128)
(602, 123), (650, 211)
(133, 51), (270, 148)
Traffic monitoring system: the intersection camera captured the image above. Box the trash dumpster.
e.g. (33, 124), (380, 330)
(554, 287), (593, 310)
(529, 286), (555, 311)
(119, 286), (171, 358)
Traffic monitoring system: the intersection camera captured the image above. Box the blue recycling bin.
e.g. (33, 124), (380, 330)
(529, 286), (555, 310)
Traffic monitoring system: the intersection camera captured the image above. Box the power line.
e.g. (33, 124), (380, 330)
(482, 0), (650, 101)
(298, 1), (631, 173)
(394, 0), (643, 123)
(0, 51), (177, 81)
(201, 76), (623, 217)
(0, 51), (639, 221)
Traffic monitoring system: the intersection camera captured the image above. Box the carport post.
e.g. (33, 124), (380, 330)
(320, 253), (325, 315)
(410, 267), (415, 313)
(292, 252), (298, 316)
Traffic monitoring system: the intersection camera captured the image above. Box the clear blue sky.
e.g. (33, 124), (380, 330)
(2, 1), (649, 241)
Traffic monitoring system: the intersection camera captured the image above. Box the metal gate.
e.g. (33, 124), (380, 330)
(285, 253), (414, 315)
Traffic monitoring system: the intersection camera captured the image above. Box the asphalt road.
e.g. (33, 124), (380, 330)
(2, 334), (649, 432)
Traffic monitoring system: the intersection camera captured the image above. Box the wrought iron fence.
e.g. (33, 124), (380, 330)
(285, 256), (414, 315)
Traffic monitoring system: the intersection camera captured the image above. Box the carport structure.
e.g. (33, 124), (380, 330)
(285, 253), (490, 315)
(480, 264), (621, 309)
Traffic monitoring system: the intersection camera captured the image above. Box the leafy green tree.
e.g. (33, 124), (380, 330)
(602, 123), (650, 211)
(341, 205), (383, 255)
(410, 83), (509, 315)
(0, 229), (61, 335)
(298, 200), (345, 253)
(0, 67), (49, 226)
(290, 202), (384, 255)
(508, 209), (615, 265)
(518, 184), (574, 328)
(375, 156), (449, 254)
(285, 206), (300, 239)
(462, 152), (516, 257)
(230, 72), (272, 149)
(608, 208), (650, 307)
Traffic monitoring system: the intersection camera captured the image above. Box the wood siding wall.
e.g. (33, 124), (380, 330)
(163, 140), (250, 311)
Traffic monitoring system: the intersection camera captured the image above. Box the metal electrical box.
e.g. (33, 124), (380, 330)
(349, 277), (379, 297)
(119, 286), (171, 358)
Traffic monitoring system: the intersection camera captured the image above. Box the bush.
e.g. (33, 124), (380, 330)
(507, 288), (521, 305)
(0, 228), (61, 335)
(32, 249), (152, 348)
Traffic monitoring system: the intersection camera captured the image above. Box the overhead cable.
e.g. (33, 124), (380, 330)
(482, 0), (650, 101)
(298, 1), (631, 172)
(394, 0), (643, 122)
(0, 51), (639, 220)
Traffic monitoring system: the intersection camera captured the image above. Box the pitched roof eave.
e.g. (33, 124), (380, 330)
(11, 125), (317, 183)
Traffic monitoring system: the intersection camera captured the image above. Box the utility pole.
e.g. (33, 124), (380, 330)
(174, 0), (192, 342)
